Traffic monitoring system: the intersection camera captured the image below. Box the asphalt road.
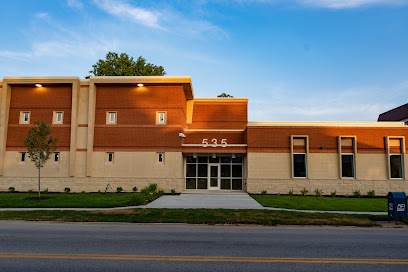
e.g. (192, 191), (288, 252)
(0, 221), (407, 271)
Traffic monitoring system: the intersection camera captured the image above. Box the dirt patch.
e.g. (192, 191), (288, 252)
(92, 209), (136, 215)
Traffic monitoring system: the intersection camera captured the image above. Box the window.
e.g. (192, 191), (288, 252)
(156, 111), (167, 125)
(293, 154), (307, 178)
(53, 111), (64, 124)
(291, 136), (308, 178)
(338, 136), (357, 179)
(341, 154), (355, 178)
(107, 152), (114, 163)
(158, 153), (164, 164)
(386, 137), (404, 179)
(19, 111), (30, 124)
(54, 152), (60, 163)
(106, 111), (117, 124)
(390, 155), (403, 178)
(20, 152), (26, 163)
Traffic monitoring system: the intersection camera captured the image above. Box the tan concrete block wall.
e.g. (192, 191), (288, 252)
(91, 151), (183, 178)
(3, 151), (70, 177)
(247, 153), (291, 179)
(356, 154), (388, 180)
(246, 178), (408, 196)
(308, 153), (338, 179)
(0, 177), (185, 193)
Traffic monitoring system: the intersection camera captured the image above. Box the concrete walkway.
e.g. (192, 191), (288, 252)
(0, 193), (387, 215)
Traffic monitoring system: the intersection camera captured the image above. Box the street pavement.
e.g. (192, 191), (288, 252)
(0, 221), (407, 271)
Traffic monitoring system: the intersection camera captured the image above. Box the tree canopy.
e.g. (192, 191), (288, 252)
(217, 93), (234, 97)
(24, 121), (58, 198)
(87, 52), (166, 78)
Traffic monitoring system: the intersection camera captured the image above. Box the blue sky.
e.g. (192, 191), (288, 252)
(0, 0), (407, 121)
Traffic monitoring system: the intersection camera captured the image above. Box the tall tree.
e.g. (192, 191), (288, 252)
(87, 52), (166, 78)
(217, 93), (234, 97)
(24, 121), (58, 198)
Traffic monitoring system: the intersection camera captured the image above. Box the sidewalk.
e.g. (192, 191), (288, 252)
(0, 193), (388, 215)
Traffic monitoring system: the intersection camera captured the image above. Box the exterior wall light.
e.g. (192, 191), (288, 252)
(35, 84), (42, 87)
(320, 146), (326, 150)
(137, 83), (144, 87)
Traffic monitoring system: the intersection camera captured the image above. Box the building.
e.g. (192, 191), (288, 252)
(0, 76), (407, 196)
(378, 103), (408, 125)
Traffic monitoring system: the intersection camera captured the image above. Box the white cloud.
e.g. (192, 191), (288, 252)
(248, 82), (408, 121)
(234, 0), (406, 9)
(35, 12), (49, 19)
(93, 0), (161, 29)
(297, 0), (405, 8)
(67, 0), (83, 9)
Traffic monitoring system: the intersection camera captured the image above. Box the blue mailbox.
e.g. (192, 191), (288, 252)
(388, 192), (408, 224)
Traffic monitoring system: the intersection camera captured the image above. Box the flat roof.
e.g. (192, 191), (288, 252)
(248, 121), (406, 127)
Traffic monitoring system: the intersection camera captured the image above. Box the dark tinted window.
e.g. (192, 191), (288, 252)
(293, 154), (306, 177)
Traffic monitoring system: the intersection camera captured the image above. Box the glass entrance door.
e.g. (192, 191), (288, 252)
(208, 164), (220, 190)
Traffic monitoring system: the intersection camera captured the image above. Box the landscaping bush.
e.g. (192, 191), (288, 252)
(367, 190), (375, 198)
(132, 186), (138, 192)
(43, 188), (49, 193)
(314, 189), (323, 197)
(353, 189), (361, 198)
(330, 191), (336, 197)
(64, 187), (71, 193)
(261, 190), (267, 195)
(300, 188), (308, 196)
(8, 187), (15, 193)
(28, 189), (33, 193)
(129, 183), (164, 206)
(288, 190), (294, 196)
(171, 188), (176, 195)
(117, 187), (123, 193)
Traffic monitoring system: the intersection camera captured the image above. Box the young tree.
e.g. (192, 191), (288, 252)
(24, 121), (58, 198)
(217, 93), (234, 97)
(86, 52), (166, 78)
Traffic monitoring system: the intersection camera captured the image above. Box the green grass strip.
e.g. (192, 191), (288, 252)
(252, 195), (387, 212)
(0, 209), (386, 227)
(0, 192), (150, 208)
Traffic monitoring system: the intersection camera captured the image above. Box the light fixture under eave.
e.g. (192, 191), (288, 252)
(137, 83), (144, 87)
(35, 84), (42, 88)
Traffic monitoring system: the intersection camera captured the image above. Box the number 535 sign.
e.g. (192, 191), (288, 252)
(202, 139), (227, 148)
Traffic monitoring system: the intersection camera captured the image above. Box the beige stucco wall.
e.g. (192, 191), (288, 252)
(77, 86), (89, 124)
(3, 151), (70, 177)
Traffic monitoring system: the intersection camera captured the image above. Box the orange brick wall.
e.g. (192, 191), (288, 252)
(94, 85), (187, 150)
(188, 101), (247, 129)
(6, 85), (72, 151)
(247, 126), (408, 153)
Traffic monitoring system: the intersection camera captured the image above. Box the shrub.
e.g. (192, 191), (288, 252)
(129, 183), (164, 206)
(314, 189), (323, 197)
(64, 187), (71, 193)
(28, 189), (33, 193)
(171, 188), (176, 195)
(43, 188), (49, 193)
(132, 186), (138, 192)
(276, 193), (280, 196)
(353, 189), (361, 198)
(117, 187), (123, 193)
(8, 187), (15, 193)
(261, 190), (267, 195)
(81, 191), (86, 194)
(300, 188), (308, 196)
(367, 190), (375, 198)
(288, 190), (294, 196)
(330, 191), (337, 197)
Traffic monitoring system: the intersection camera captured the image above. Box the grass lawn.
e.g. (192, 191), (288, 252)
(0, 209), (387, 227)
(0, 192), (152, 208)
(252, 195), (387, 212)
